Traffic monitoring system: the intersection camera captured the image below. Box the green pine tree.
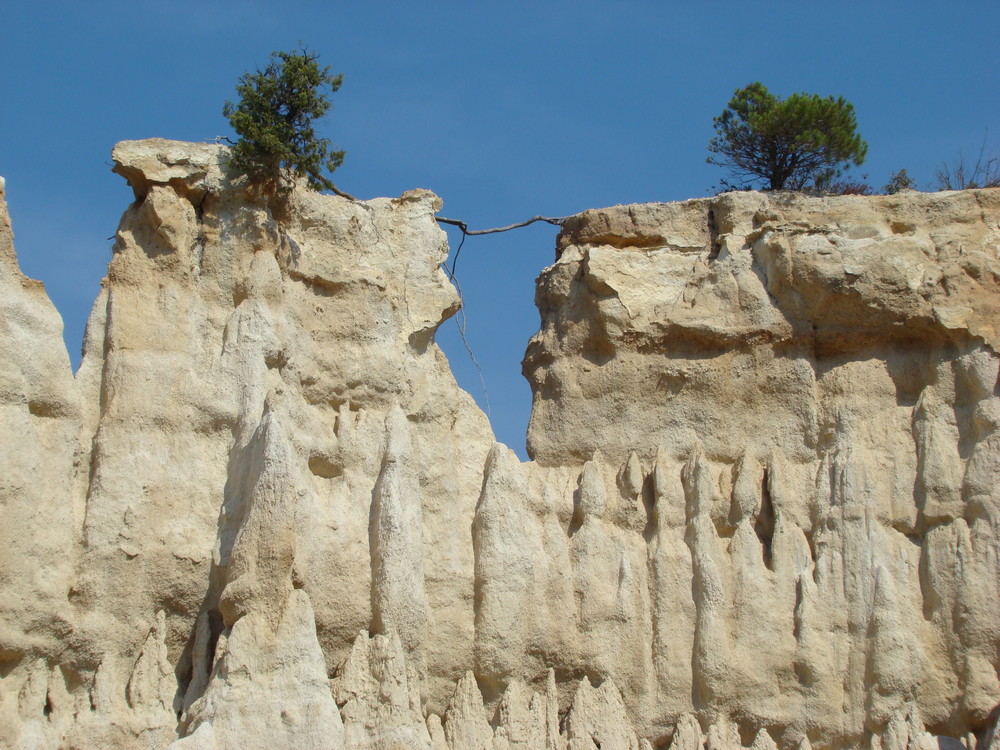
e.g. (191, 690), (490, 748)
(223, 47), (345, 194)
(708, 82), (868, 191)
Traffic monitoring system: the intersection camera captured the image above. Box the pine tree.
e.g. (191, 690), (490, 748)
(708, 82), (867, 191)
(223, 47), (345, 194)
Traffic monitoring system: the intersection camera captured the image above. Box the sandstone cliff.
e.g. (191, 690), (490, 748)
(0, 140), (998, 750)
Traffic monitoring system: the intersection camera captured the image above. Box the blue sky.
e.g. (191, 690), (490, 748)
(2, 1), (998, 458)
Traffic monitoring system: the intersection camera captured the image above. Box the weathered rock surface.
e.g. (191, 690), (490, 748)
(1, 140), (998, 749)
(523, 189), (1000, 746)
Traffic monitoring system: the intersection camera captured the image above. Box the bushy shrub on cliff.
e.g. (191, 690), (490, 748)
(223, 47), (345, 194)
(708, 82), (868, 191)
(883, 168), (917, 194)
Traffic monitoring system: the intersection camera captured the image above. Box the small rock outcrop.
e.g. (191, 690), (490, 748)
(1, 140), (998, 749)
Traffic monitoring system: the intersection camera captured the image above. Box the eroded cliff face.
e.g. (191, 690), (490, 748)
(1, 141), (998, 750)
(523, 191), (1000, 747)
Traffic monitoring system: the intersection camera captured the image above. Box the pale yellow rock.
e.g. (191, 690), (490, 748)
(0, 177), (81, 667)
(493, 678), (547, 748)
(428, 713), (449, 750)
(1, 144), (999, 749)
(171, 589), (345, 750)
(333, 630), (431, 749)
(668, 714), (703, 750)
(371, 403), (429, 667)
(524, 188), (1000, 744)
(445, 672), (494, 750)
(564, 676), (640, 750)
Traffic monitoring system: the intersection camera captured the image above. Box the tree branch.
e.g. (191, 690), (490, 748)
(436, 215), (569, 235)
(435, 214), (570, 276)
(327, 183), (358, 201)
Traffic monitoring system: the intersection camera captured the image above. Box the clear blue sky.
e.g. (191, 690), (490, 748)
(2, 2), (998, 458)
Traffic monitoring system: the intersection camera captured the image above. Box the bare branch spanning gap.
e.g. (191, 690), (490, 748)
(435, 215), (569, 235)
(432, 213), (570, 405)
(435, 214), (570, 276)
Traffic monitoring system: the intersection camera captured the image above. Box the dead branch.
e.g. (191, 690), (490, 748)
(435, 215), (569, 235)
(935, 132), (1000, 190)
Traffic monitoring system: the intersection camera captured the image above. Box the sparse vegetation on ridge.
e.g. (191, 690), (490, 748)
(935, 134), (1000, 190)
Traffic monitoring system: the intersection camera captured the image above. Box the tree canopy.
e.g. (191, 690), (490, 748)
(223, 47), (345, 194)
(707, 82), (868, 191)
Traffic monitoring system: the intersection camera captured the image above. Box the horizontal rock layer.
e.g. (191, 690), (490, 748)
(1, 140), (998, 749)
